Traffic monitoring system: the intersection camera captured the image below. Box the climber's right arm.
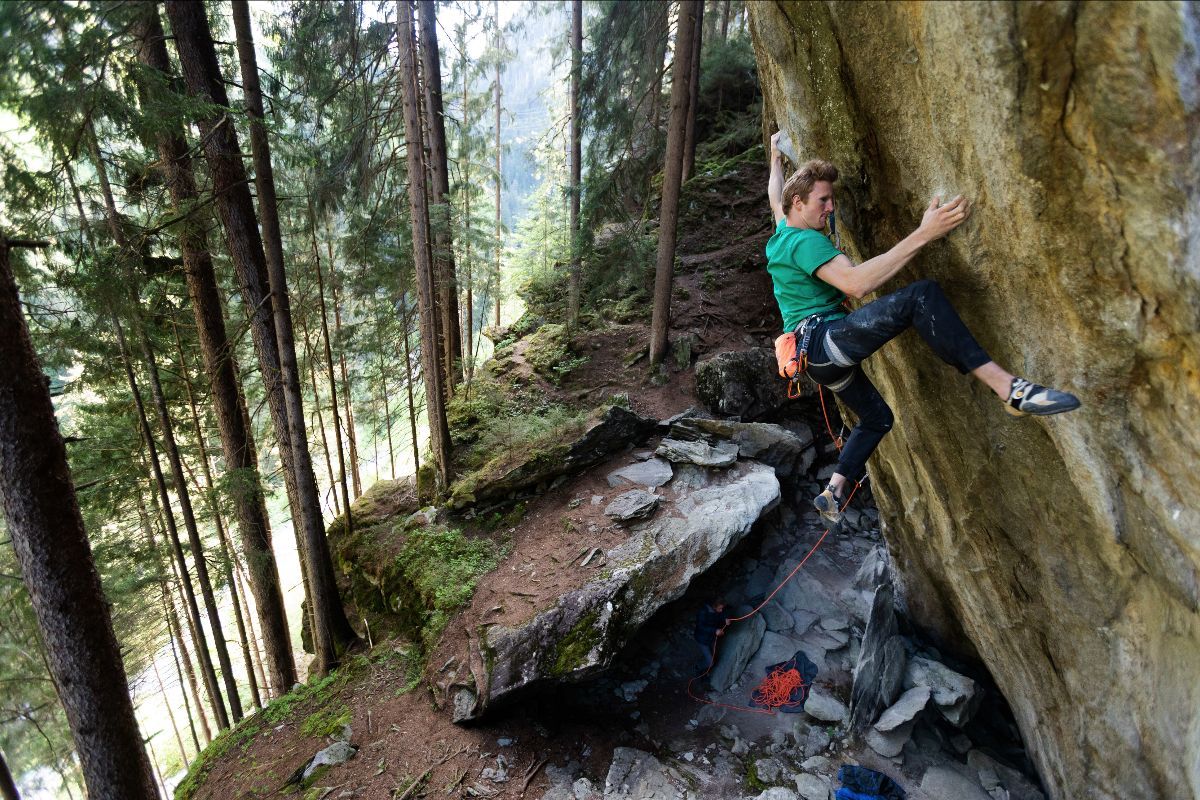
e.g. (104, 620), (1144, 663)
(816, 195), (972, 298)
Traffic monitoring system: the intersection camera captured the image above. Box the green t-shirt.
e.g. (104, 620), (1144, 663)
(764, 218), (846, 330)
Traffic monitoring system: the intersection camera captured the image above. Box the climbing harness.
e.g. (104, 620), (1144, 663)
(774, 314), (825, 399)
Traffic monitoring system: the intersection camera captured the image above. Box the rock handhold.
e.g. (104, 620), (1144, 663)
(904, 656), (981, 727)
(607, 458), (674, 489)
(604, 490), (660, 523)
(794, 773), (829, 800)
(865, 723), (913, 759)
(656, 436), (738, 467)
(874, 685), (931, 732)
(695, 348), (799, 419)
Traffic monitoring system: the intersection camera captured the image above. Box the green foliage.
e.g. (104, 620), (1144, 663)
(522, 323), (587, 385)
(393, 526), (505, 647)
(299, 704), (351, 738)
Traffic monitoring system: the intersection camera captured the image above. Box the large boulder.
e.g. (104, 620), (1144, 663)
(453, 460), (781, 720)
(694, 348), (802, 419)
(749, 3), (1199, 798)
(449, 404), (657, 509)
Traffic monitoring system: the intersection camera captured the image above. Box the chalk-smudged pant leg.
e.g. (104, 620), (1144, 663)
(804, 279), (992, 482)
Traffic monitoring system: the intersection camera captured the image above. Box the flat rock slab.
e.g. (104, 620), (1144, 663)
(865, 721), (914, 758)
(657, 437), (739, 468)
(457, 461), (780, 721)
(874, 685), (931, 732)
(607, 458), (674, 488)
(677, 418), (815, 478)
(301, 740), (357, 781)
(604, 489), (661, 522)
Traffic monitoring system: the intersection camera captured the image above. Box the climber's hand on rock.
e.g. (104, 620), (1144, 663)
(770, 131), (783, 160)
(918, 194), (972, 242)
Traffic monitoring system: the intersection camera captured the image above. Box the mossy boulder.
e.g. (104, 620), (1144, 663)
(448, 404), (657, 511)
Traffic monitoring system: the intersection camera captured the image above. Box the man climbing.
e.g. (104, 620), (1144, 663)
(766, 131), (1080, 525)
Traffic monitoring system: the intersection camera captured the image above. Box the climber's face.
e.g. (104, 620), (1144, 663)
(795, 180), (835, 231)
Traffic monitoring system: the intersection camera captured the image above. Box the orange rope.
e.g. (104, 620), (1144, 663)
(751, 665), (807, 711)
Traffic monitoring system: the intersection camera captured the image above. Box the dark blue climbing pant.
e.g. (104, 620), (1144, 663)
(804, 280), (991, 482)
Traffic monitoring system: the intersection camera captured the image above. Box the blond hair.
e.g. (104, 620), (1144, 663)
(781, 159), (839, 212)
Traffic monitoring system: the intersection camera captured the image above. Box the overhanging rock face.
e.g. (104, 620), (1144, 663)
(748, 3), (1199, 798)
(453, 459), (781, 721)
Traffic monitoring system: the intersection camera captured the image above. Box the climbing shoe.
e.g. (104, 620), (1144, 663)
(813, 485), (844, 526)
(1005, 378), (1081, 417)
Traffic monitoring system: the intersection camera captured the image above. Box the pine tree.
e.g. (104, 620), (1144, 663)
(0, 238), (158, 800)
(397, 0), (453, 492)
(164, 0), (359, 673)
(649, 1), (699, 368)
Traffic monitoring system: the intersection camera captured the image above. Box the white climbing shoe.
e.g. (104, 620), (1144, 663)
(1005, 378), (1081, 417)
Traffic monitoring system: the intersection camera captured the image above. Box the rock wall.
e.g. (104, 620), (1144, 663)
(748, 2), (1199, 798)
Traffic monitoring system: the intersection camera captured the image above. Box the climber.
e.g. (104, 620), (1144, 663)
(693, 599), (728, 673)
(766, 131), (1080, 525)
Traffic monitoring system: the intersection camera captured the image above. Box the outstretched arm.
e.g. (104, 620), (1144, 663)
(768, 131), (785, 224)
(816, 195), (972, 298)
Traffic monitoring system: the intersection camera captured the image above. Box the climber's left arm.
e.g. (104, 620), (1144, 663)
(768, 132), (785, 224)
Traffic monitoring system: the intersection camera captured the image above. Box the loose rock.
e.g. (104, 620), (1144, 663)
(656, 437), (738, 468)
(607, 458), (674, 489)
(604, 490), (661, 522)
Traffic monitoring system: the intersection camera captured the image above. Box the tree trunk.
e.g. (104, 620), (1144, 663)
(118, 317), (230, 729)
(646, 5), (670, 133)
(377, 343), (396, 478)
(139, 489), (205, 752)
(720, 0), (731, 40)
(326, 257), (363, 499)
(166, 605), (203, 752)
(168, 0), (358, 673)
(0, 239), (158, 800)
(172, 320), (264, 708)
(0, 746), (20, 800)
(85, 110), (244, 722)
(310, 210), (355, 531)
(398, 0), (453, 492)
(567, 0), (583, 330)
(460, 47), (475, 383)
(682, 0), (705, 182)
(493, 0), (503, 330)
(648, 0), (698, 368)
(300, 310), (341, 515)
(133, 5), (300, 696)
(400, 296), (421, 478)
(418, 0), (463, 388)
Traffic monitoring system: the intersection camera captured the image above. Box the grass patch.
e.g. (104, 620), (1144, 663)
(300, 703), (351, 738)
(174, 719), (262, 799)
(394, 526), (507, 648)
